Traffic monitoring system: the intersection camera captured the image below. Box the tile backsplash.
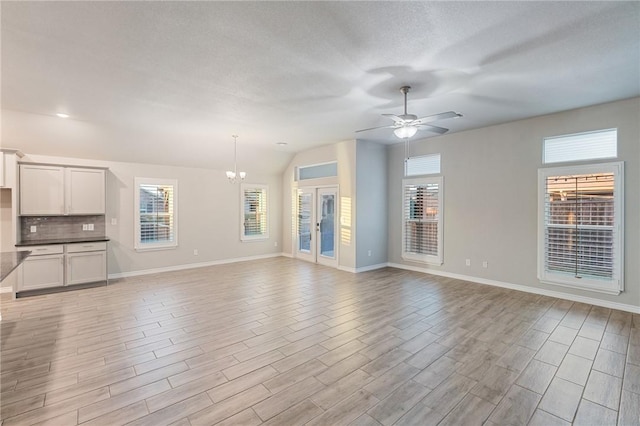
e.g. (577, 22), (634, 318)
(20, 216), (106, 242)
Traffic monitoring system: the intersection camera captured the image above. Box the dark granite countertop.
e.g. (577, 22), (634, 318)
(1, 251), (31, 282)
(16, 237), (110, 247)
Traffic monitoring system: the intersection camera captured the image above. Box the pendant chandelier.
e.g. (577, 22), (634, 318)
(226, 134), (246, 183)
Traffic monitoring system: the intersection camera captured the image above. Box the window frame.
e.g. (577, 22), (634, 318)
(401, 176), (444, 265)
(134, 177), (178, 251)
(240, 183), (269, 242)
(537, 161), (624, 295)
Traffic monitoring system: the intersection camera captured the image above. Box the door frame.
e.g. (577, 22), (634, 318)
(295, 185), (339, 268)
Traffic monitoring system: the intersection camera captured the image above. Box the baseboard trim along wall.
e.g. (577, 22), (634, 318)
(106, 255), (638, 314)
(0, 287), (12, 294)
(338, 263), (388, 274)
(108, 253), (285, 280)
(387, 262), (640, 314)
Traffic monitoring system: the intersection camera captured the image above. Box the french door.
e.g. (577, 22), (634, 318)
(296, 187), (338, 267)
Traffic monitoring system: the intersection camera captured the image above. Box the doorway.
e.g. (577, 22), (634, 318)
(296, 186), (338, 268)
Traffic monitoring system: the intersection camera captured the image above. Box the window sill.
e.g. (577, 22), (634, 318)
(135, 245), (178, 252)
(402, 254), (443, 266)
(241, 236), (269, 242)
(539, 278), (622, 296)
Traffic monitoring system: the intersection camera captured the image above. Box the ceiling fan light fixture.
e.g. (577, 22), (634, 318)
(394, 125), (418, 139)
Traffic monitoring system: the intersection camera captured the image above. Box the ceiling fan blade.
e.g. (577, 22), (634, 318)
(417, 124), (449, 135)
(355, 124), (396, 133)
(412, 111), (462, 125)
(381, 114), (406, 124)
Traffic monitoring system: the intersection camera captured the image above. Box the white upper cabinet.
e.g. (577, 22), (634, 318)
(20, 164), (65, 215)
(20, 164), (106, 215)
(66, 168), (105, 214)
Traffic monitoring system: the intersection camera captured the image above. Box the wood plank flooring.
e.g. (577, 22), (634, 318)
(1, 257), (638, 425)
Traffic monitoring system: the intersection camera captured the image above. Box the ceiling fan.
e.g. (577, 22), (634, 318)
(356, 86), (462, 139)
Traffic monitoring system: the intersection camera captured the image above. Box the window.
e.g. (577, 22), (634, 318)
(241, 184), (268, 241)
(538, 162), (623, 294)
(405, 154), (441, 176)
(134, 178), (177, 250)
(543, 129), (617, 164)
(402, 176), (443, 265)
(297, 162), (337, 181)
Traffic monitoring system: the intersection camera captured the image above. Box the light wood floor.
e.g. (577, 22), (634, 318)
(1, 257), (638, 425)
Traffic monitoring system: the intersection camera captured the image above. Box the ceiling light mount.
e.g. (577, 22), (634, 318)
(226, 134), (246, 183)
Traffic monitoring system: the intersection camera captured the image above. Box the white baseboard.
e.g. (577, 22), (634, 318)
(0, 286), (13, 294)
(280, 252), (294, 258)
(105, 255), (638, 314)
(338, 263), (388, 274)
(108, 253), (284, 280)
(387, 262), (640, 314)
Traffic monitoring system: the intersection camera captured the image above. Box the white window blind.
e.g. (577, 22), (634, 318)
(241, 184), (268, 241)
(297, 191), (312, 252)
(135, 178), (178, 250)
(544, 129), (617, 164)
(538, 162), (623, 294)
(402, 176), (443, 265)
(405, 154), (441, 176)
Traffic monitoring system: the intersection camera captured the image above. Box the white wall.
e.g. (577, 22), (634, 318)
(387, 97), (640, 308)
(22, 154), (282, 277)
(355, 140), (387, 268)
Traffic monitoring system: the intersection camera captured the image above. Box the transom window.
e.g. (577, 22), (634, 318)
(543, 129), (617, 164)
(405, 154), (441, 176)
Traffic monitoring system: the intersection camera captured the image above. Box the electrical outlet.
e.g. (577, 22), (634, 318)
(193, 249), (199, 256)
(367, 250), (372, 257)
(111, 218), (117, 225)
(30, 225), (37, 233)
(465, 259), (471, 267)
(88, 224), (94, 231)
(274, 242), (278, 247)
(82, 224), (88, 231)
(482, 261), (488, 268)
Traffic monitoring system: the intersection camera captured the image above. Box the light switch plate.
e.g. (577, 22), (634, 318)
(88, 224), (94, 231)
(82, 224), (88, 231)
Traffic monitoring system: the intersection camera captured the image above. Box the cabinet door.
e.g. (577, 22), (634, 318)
(20, 254), (64, 291)
(20, 165), (65, 215)
(66, 251), (106, 285)
(66, 168), (105, 215)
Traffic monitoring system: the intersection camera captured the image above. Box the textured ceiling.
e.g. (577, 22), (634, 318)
(2, 1), (639, 173)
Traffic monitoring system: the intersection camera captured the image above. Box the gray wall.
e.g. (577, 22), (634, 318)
(23, 154), (283, 276)
(355, 140), (388, 268)
(387, 97), (639, 307)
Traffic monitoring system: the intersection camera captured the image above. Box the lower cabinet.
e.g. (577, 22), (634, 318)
(67, 251), (107, 285)
(19, 242), (107, 292)
(21, 254), (65, 291)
